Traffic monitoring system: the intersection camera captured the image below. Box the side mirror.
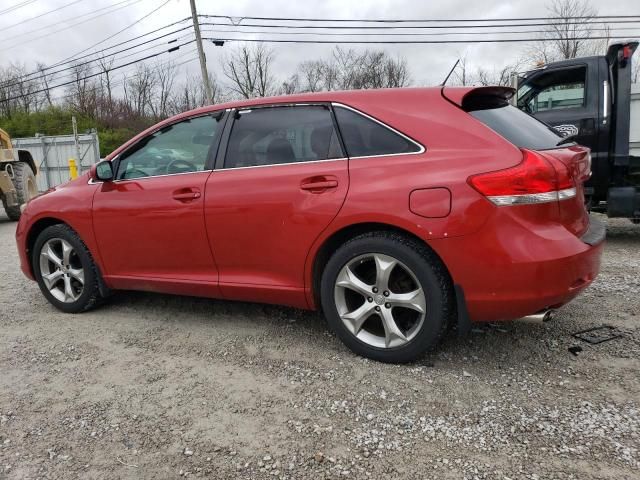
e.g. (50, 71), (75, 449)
(91, 160), (114, 182)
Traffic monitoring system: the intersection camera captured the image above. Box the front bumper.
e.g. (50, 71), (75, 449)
(15, 209), (34, 280)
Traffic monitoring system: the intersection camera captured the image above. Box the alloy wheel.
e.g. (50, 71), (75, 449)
(38, 238), (85, 303)
(333, 253), (427, 349)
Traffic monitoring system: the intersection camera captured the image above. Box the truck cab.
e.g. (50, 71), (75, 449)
(515, 41), (639, 221)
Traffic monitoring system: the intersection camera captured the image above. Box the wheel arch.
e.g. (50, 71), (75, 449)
(25, 217), (67, 276)
(25, 216), (111, 297)
(308, 221), (453, 310)
(17, 150), (37, 175)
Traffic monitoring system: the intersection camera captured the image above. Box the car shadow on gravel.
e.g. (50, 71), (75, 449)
(107, 290), (328, 332)
(102, 288), (578, 369)
(605, 220), (640, 241)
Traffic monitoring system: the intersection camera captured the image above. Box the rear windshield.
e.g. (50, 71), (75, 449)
(469, 105), (563, 150)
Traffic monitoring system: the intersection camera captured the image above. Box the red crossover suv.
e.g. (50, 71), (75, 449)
(15, 86), (604, 363)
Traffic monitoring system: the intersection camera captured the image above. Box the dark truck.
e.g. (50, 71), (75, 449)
(515, 41), (639, 222)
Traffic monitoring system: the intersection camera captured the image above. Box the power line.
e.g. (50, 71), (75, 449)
(200, 13), (640, 23)
(0, 0), (138, 45)
(0, 0), (38, 16)
(2, 0), (84, 33)
(45, 18), (191, 71)
(203, 34), (627, 45)
(199, 19), (640, 30)
(49, 50), (196, 103)
(0, 0), (144, 51)
(1, 40), (195, 104)
(201, 25), (639, 38)
(47, 49), (198, 104)
(0, 26), (193, 90)
(61, 0), (175, 65)
(8, 31), (195, 92)
(2, 21), (192, 88)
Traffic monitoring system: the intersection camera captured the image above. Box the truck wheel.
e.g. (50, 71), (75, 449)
(4, 162), (37, 220)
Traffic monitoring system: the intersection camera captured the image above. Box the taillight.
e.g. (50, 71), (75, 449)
(468, 149), (577, 206)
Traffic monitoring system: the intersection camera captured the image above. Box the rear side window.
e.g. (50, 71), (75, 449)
(469, 105), (563, 151)
(334, 106), (422, 158)
(225, 105), (343, 168)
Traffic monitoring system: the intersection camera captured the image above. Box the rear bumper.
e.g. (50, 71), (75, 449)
(431, 213), (605, 323)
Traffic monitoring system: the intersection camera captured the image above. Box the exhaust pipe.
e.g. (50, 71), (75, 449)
(521, 309), (555, 322)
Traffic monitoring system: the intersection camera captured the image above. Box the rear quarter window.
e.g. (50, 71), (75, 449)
(334, 106), (422, 157)
(469, 105), (563, 151)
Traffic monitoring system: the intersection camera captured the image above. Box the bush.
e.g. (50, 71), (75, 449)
(98, 128), (137, 157)
(0, 108), (145, 158)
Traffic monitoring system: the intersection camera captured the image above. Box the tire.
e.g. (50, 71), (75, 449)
(4, 162), (37, 220)
(320, 231), (453, 363)
(32, 224), (101, 313)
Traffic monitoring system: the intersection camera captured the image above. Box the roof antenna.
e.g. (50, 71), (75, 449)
(440, 58), (460, 86)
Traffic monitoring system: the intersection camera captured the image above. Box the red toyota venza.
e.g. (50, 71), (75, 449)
(15, 86), (604, 362)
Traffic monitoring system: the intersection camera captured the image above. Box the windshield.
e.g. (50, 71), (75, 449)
(469, 104), (564, 150)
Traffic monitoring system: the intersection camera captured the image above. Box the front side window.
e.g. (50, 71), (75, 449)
(224, 105), (343, 169)
(517, 66), (586, 114)
(333, 106), (422, 158)
(116, 114), (222, 180)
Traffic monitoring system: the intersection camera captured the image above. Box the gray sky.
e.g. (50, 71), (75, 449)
(1, 0), (637, 96)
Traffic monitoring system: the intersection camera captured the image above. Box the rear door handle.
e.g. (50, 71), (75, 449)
(172, 188), (201, 201)
(300, 176), (339, 192)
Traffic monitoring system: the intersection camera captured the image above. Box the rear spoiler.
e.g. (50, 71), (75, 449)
(442, 86), (515, 111)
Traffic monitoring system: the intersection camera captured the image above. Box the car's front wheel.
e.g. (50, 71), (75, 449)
(32, 224), (101, 313)
(321, 232), (453, 363)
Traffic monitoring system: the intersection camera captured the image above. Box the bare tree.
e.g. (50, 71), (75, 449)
(222, 44), (275, 99)
(298, 60), (327, 92)
(36, 63), (54, 108)
(66, 62), (98, 116)
(173, 74), (201, 113)
(2, 63), (43, 114)
(382, 54), (410, 88)
(97, 55), (115, 117)
(475, 59), (524, 87)
(451, 56), (470, 86)
(124, 63), (157, 116)
(528, 0), (601, 65)
(169, 71), (220, 115)
(295, 47), (410, 92)
(150, 61), (177, 119)
(279, 74), (300, 95)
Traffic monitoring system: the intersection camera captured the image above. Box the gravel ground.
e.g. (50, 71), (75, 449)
(0, 212), (638, 480)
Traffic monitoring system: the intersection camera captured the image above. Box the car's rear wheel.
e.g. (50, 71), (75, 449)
(321, 231), (453, 363)
(32, 224), (101, 313)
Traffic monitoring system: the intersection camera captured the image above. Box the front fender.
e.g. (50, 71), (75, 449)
(16, 175), (102, 280)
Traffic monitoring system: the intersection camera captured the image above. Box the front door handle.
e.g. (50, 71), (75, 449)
(172, 188), (201, 201)
(300, 176), (339, 193)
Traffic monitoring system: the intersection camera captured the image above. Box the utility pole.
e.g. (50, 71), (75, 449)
(72, 116), (81, 164)
(189, 0), (213, 104)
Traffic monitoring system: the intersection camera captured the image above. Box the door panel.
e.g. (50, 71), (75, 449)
(204, 160), (348, 294)
(93, 172), (218, 286)
(92, 112), (224, 293)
